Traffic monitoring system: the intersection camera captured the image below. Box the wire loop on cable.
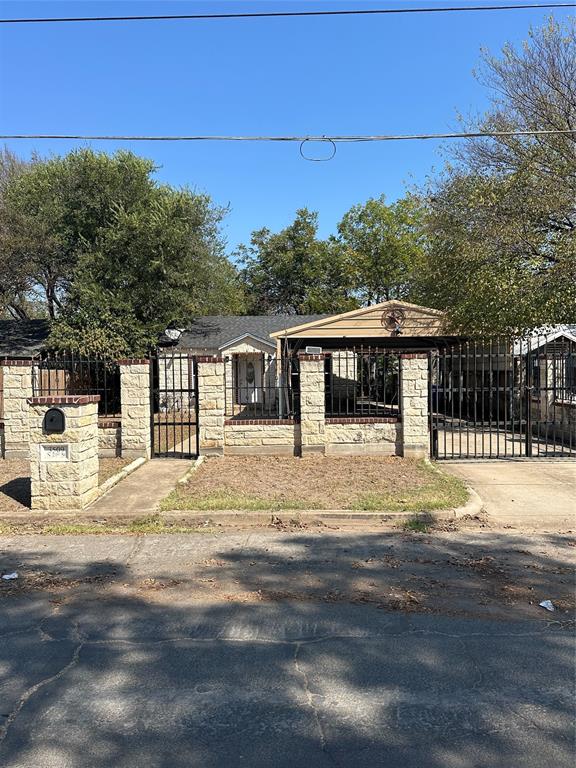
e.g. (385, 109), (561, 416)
(299, 138), (337, 162)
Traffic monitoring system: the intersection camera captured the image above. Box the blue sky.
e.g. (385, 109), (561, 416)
(1, 1), (573, 256)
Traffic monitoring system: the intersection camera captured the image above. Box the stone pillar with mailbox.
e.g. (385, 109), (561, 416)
(27, 395), (100, 510)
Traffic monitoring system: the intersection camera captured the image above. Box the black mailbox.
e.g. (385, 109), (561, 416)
(44, 408), (66, 434)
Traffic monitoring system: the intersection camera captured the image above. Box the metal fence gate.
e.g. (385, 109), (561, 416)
(429, 337), (576, 459)
(150, 349), (199, 458)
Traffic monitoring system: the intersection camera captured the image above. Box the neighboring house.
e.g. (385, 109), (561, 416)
(0, 319), (51, 360)
(0, 320), (51, 421)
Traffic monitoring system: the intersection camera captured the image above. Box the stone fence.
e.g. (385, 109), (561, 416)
(1, 358), (151, 460)
(205, 352), (430, 459)
(1, 353), (431, 461)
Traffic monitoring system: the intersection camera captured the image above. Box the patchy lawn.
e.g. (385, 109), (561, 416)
(0, 457), (131, 511)
(0, 459), (30, 511)
(161, 456), (469, 512)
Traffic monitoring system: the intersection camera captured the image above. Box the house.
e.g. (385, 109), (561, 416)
(157, 302), (449, 420)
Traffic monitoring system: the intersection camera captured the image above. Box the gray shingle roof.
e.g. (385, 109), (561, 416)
(0, 319), (50, 358)
(175, 315), (329, 350)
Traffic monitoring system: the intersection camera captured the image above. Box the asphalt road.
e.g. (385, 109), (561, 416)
(1, 531), (574, 767)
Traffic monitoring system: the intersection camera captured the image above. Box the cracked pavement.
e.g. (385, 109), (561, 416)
(0, 530), (574, 767)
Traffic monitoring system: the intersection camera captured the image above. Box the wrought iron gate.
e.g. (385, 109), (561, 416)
(429, 337), (576, 459)
(150, 349), (199, 458)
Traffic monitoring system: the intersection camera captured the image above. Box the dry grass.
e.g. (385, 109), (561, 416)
(0, 457), (131, 512)
(161, 456), (469, 512)
(0, 459), (30, 510)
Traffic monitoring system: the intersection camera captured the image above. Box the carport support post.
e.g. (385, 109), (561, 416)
(298, 353), (326, 455)
(197, 356), (225, 456)
(400, 353), (430, 459)
(27, 395), (100, 510)
(2, 360), (35, 458)
(119, 359), (151, 459)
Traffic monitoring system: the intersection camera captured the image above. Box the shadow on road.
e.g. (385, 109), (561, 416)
(0, 531), (574, 767)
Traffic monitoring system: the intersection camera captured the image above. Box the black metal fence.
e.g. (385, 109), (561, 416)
(224, 353), (299, 420)
(430, 336), (576, 459)
(32, 353), (121, 418)
(324, 347), (401, 418)
(150, 349), (198, 458)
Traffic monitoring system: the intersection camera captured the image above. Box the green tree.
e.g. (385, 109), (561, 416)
(240, 208), (357, 314)
(6, 148), (159, 319)
(0, 148), (37, 319)
(1, 148), (244, 353)
(50, 187), (243, 357)
(336, 194), (425, 305)
(417, 17), (576, 334)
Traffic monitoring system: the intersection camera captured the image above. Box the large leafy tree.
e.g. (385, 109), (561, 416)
(1, 148), (244, 354)
(0, 149), (38, 319)
(50, 188), (244, 357)
(240, 208), (357, 314)
(417, 17), (576, 334)
(336, 194), (425, 305)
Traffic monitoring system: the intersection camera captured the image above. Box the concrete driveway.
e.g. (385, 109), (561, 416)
(445, 460), (576, 530)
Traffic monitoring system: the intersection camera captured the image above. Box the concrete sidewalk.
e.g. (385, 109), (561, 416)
(88, 458), (192, 515)
(445, 460), (575, 530)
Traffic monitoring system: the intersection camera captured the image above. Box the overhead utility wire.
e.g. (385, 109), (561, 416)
(1, 3), (575, 24)
(1, 130), (575, 142)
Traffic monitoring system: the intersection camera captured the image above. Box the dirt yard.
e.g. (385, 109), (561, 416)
(0, 458), (130, 511)
(162, 455), (469, 512)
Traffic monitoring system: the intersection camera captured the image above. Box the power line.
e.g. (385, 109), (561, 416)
(1, 3), (575, 24)
(0, 130), (575, 142)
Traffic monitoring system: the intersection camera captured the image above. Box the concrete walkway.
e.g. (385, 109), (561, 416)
(446, 459), (576, 530)
(88, 459), (192, 515)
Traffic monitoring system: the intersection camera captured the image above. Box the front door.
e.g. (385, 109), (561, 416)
(237, 355), (264, 404)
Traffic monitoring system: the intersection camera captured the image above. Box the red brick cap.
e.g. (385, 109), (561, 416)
(117, 358), (150, 365)
(399, 353), (429, 359)
(326, 416), (399, 424)
(297, 353), (326, 361)
(196, 355), (224, 363)
(2, 359), (35, 366)
(225, 418), (294, 426)
(27, 395), (101, 405)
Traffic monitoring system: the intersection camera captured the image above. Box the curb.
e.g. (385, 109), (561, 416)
(425, 458), (484, 519)
(177, 456), (205, 485)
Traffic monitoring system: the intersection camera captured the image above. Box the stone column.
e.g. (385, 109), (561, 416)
(197, 356), (225, 455)
(298, 353), (326, 455)
(224, 355), (234, 417)
(119, 359), (151, 459)
(2, 359), (35, 458)
(27, 395), (100, 510)
(400, 353), (430, 459)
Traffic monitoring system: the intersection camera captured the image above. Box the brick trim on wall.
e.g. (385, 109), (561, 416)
(399, 353), (429, 359)
(117, 358), (150, 365)
(3, 359), (35, 366)
(196, 355), (224, 363)
(297, 353), (326, 361)
(325, 417), (400, 424)
(27, 395), (101, 405)
(225, 418), (295, 426)
(98, 419), (122, 428)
